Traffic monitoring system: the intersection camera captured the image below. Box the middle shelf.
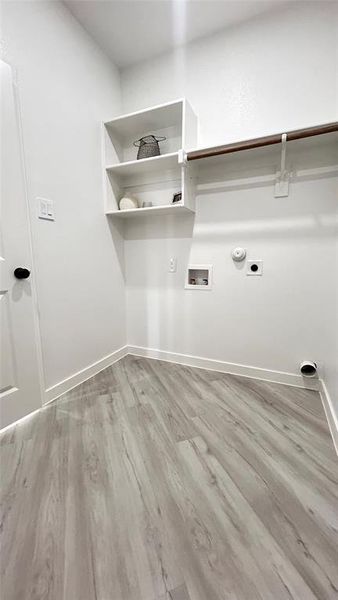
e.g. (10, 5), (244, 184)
(104, 150), (195, 216)
(106, 152), (179, 184)
(106, 203), (193, 218)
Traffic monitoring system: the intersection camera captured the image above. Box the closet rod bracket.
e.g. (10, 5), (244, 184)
(178, 149), (187, 165)
(274, 133), (290, 197)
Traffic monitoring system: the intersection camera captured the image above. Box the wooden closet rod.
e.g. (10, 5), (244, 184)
(187, 122), (338, 162)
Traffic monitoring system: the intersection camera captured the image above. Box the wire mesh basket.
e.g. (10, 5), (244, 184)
(133, 134), (166, 159)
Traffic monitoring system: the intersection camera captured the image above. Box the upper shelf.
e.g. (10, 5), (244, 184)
(104, 98), (197, 166)
(105, 100), (184, 142)
(106, 152), (179, 182)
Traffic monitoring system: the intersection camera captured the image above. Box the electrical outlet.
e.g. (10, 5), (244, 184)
(247, 260), (263, 276)
(169, 257), (177, 273)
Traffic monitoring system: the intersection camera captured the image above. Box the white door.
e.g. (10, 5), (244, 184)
(0, 60), (42, 429)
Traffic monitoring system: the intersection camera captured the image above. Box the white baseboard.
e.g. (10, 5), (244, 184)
(319, 380), (338, 456)
(127, 345), (320, 391)
(44, 344), (321, 407)
(9, 342), (336, 458)
(44, 345), (128, 404)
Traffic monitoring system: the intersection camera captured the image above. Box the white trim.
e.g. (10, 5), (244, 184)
(10, 60), (46, 406)
(104, 98), (185, 126)
(182, 98), (187, 152)
(4, 344), (336, 459)
(319, 380), (338, 456)
(127, 345), (320, 391)
(44, 346), (128, 404)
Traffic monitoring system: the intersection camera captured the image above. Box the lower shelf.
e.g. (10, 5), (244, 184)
(106, 204), (194, 218)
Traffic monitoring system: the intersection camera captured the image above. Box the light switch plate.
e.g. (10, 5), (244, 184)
(37, 197), (55, 221)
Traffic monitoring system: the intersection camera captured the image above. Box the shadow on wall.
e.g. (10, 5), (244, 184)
(120, 182), (338, 246)
(193, 209), (338, 242)
(123, 212), (196, 241)
(107, 216), (126, 281)
(191, 135), (338, 242)
(121, 213), (196, 352)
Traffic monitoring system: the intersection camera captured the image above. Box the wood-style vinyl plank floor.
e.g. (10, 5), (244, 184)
(1, 355), (337, 599)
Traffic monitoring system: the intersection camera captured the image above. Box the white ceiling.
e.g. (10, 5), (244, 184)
(64, 0), (290, 69)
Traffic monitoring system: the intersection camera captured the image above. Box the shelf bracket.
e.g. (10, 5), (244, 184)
(274, 133), (290, 197)
(178, 149), (187, 165)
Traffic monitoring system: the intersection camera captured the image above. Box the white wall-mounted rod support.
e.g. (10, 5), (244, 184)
(275, 132), (290, 197)
(280, 133), (287, 173)
(178, 149), (187, 165)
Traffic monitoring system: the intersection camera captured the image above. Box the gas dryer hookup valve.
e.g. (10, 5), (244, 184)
(231, 247), (246, 262)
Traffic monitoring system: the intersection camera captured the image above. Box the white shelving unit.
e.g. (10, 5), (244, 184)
(103, 99), (197, 217)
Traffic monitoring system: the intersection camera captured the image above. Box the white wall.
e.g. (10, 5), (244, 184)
(1, 0), (337, 417)
(1, 1), (126, 392)
(122, 2), (338, 146)
(121, 2), (338, 409)
(125, 169), (338, 380)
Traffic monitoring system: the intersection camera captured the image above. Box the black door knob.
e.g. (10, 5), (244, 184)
(14, 267), (31, 280)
